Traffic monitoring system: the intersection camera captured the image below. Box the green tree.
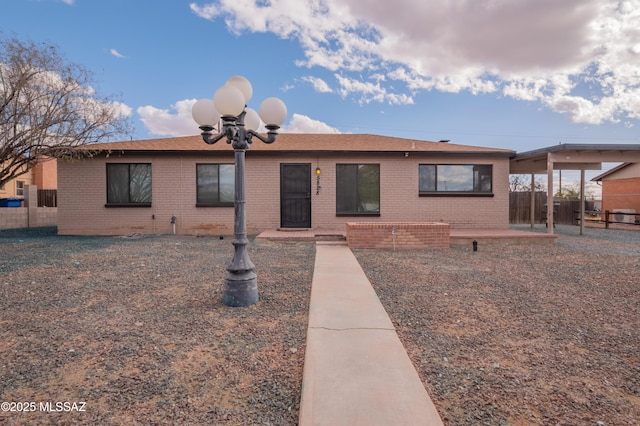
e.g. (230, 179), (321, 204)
(0, 34), (132, 188)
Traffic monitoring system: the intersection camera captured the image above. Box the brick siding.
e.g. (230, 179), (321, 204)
(346, 222), (451, 249)
(58, 153), (510, 235)
(601, 177), (640, 214)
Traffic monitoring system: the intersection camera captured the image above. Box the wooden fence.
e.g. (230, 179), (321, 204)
(510, 192), (595, 225)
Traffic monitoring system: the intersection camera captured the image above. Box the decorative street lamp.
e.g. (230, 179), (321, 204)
(191, 76), (287, 307)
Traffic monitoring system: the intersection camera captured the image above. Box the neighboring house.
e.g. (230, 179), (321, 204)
(0, 159), (57, 200)
(57, 134), (514, 236)
(0, 169), (31, 202)
(0, 159), (58, 229)
(31, 158), (58, 191)
(592, 162), (640, 223)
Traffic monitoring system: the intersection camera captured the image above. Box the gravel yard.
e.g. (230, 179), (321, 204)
(0, 228), (315, 425)
(355, 225), (640, 425)
(1, 225), (639, 425)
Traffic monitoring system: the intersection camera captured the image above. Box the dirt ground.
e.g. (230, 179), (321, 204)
(0, 229), (314, 425)
(1, 225), (639, 425)
(355, 226), (640, 425)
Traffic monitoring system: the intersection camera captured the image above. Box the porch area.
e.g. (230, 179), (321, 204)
(256, 226), (557, 247)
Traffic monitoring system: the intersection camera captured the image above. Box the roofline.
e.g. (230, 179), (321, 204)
(591, 162), (632, 181)
(514, 143), (640, 160)
(91, 149), (515, 158)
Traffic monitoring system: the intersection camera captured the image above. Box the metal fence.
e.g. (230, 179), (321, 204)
(37, 189), (57, 207)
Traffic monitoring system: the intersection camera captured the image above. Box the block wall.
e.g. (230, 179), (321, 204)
(0, 185), (56, 230)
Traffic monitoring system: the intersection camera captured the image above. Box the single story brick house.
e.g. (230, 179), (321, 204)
(57, 133), (515, 236)
(592, 162), (640, 223)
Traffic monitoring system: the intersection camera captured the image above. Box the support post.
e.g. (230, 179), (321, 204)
(530, 173), (535, 228)
(547, 154), (554, 234)
(580, 169), (585, 235)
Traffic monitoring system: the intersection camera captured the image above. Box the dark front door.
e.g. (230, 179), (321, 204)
(280, 164), (311, 228)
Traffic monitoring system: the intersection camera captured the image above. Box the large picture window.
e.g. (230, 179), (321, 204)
(419, 164), (492, 195)
(336, 164), (380, 215)
(196, 164), (234, 206)
(106, 163), (152, 206)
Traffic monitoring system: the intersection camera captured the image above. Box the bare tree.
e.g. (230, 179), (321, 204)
(0, 34), (132, 188)
(509, 174), (545, 192)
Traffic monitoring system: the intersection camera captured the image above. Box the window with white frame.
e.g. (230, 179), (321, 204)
(16, 181), (25, 196)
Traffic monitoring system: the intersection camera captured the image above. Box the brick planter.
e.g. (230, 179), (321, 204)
(346, 222), (451, 249)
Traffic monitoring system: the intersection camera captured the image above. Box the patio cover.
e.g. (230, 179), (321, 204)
(510, 144), (640, 235)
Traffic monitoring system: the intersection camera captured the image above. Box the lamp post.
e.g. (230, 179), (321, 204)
(191, 75), (287, 307)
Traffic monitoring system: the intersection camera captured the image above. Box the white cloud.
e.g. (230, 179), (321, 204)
(189, 3), (218, 20)
(137, 98), (338, 137)
(110, 48), (126, 59)
(109, 48), (125, 58)
(190, 0), (640, 125)
(335, 74), (414, 105)
(282, 113), (341, 133)
(137, 99), (200, 137)
(302, 76), (333, 93)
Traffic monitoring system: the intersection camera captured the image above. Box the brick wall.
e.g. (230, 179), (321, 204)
(346, 222), (451, 249)
(602, 177), (640, 214)
(58, 152), (511, 236)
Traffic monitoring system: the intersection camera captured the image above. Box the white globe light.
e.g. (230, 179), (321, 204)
(244, 108), (260, 132)
(214, 85), (246, 117)
(191, 99), (220, 126)
(259, 97), (287, 126)
(226, 75), (253, 104)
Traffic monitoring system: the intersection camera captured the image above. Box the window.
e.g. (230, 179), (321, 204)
(16, 181), (25, 196)
(336, 164), (380, 215)
(419, 164), (492, 195)
(196, 164), (234, 206)
(106, 163), (152, 206)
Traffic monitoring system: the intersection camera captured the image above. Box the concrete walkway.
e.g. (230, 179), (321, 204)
(298, 242), (444, 426)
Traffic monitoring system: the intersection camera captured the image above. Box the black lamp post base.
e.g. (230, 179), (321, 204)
(223, 271), (258, 307)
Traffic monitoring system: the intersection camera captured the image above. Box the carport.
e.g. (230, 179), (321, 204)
(510, 144), (640, 235)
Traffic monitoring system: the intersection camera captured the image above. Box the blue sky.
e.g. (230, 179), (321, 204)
(3, 0), (640, 193)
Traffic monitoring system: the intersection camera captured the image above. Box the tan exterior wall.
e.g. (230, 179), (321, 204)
(58, 153), (511, 236)
(1, 159), (57, 199)
(0, 168), (33, 201)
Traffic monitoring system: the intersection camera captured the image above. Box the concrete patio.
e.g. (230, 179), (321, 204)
(256, 227), (558, 247)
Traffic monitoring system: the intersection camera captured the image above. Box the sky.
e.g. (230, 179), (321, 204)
(2, 0), (640, 196)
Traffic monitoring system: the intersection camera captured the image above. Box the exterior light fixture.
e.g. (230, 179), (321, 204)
(192, 75), (287, 307)
(315, 167), (322, 195)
